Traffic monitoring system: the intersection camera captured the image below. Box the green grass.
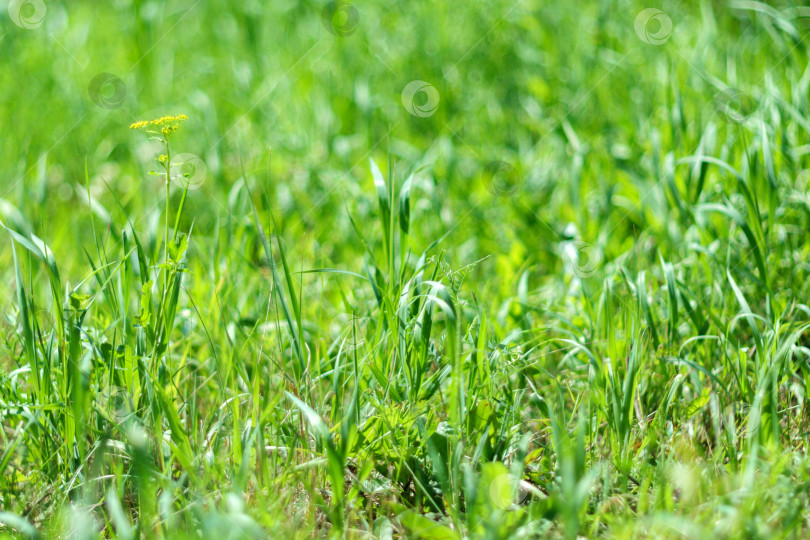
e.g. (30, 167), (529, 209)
(2, 0), (810, 538)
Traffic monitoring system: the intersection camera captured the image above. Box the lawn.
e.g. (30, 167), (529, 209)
(2, 0), (810, 538)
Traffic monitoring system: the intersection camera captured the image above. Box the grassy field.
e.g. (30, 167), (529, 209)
(2, 0), (810, 538)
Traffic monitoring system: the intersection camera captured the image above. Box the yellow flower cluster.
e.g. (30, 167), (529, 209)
(129, 115), (189, 137)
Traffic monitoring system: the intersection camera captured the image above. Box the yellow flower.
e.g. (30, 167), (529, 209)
(129, 114), (188, 137)
(149, 114), (188, 127)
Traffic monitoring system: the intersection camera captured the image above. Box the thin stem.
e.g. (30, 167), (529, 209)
(165, 139), (171, 264)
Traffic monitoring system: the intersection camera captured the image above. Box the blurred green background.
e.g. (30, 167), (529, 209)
(3, 0), (806, 291)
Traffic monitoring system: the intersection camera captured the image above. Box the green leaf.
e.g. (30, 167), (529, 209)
(398, 511), (459, 540)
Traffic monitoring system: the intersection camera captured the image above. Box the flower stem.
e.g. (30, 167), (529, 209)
(164, 139), (171, 264)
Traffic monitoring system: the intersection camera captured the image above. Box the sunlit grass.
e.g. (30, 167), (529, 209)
(2, 1), (810, 538)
